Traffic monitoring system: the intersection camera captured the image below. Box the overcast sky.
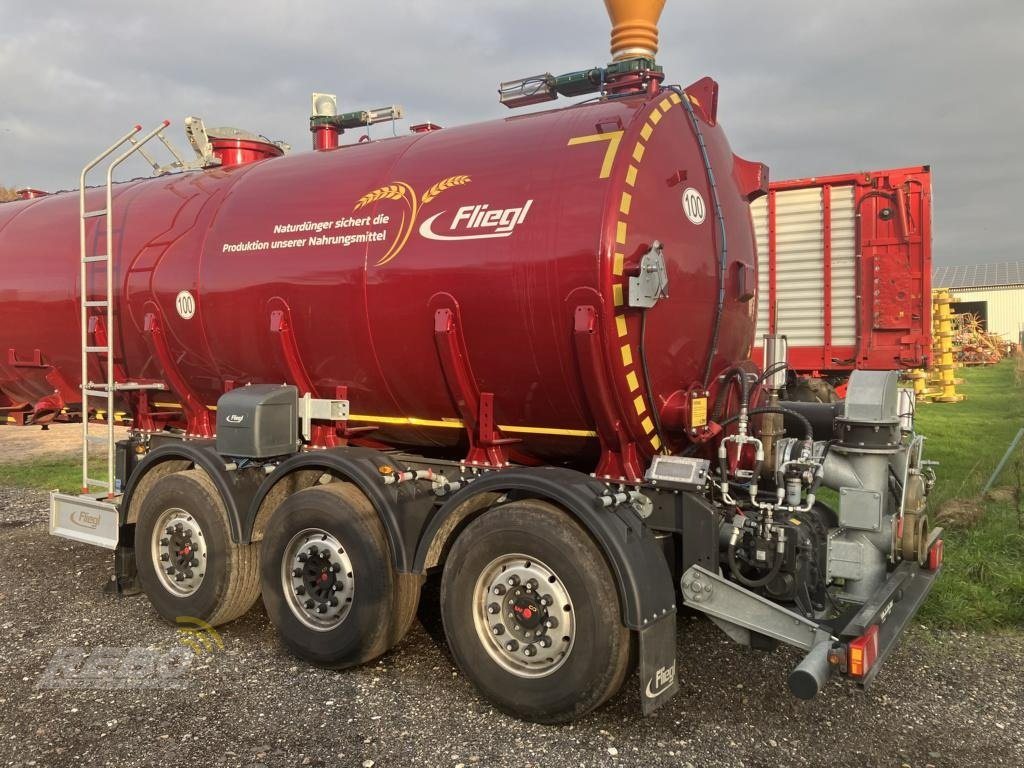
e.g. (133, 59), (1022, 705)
(1, 0), (1020, 266)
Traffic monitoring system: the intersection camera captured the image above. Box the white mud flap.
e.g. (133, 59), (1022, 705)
(638, 613), (678, 715)
(50, 492), (119, 549)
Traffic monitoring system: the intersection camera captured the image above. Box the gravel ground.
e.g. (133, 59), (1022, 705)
(1, 486), (1021, 768)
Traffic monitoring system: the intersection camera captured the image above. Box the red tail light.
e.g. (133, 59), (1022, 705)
(847, 625), (879, 678)
(927, 539), (944, 571)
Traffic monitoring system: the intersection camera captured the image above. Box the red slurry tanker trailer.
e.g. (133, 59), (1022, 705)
(0, 1), (942, 722)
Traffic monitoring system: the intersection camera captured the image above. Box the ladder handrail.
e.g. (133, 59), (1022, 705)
(79, 121), (171, 496)
(80, 125), (142, 495)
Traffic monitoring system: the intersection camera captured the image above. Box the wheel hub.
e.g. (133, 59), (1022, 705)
(474, 555), (574, 678)
(151, 508), (206, 596)
(281, 529), (355, 631)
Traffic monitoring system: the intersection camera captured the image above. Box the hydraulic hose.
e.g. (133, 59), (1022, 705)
(639, 310), (666, 452)
(670, 84), (728, 390)
(711, 366), (752, 421)
(718, 406), (814, 443)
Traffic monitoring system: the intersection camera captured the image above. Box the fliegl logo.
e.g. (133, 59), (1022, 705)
(645, 662), (677, 699)
(353, 175), (533, 266)
(419, 199), (533, 243)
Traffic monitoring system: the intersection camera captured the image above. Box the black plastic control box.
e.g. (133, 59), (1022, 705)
(215, 384), (298, 458)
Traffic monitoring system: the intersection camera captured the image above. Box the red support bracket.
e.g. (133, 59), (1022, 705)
(269, 301), (337, 447)
(7, 348), (44, 368)
(572, 304), (643, 482)
(142, 310), (213, 438)
(268, 302), (316, 396)
(433, 303), (519, 467)
(268, 300), (377, 446)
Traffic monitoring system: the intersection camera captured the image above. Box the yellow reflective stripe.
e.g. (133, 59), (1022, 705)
(626, 371), (640, 392)
(613, 252), (624, 276)
(640, 122), (653, 140)
(349, 414), (464, 428)
(500, 425), (598, 437)
(625, 165), (638, 186)
(616, 221), (627, 244)
(615, 314), (628, 337)
(345, 414), (600, 438)
(633, 395), (646, 415)
(632, 142), (645, 162)
(620, 344), (633, 366)
(619, 191), (632, 215)
(144, 404), (598, 438)
(613, 284), (624, 306)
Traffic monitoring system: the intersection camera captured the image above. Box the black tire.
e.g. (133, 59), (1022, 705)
(135, 469), (261, 626)
(259, 483), (421, 667)
(440, 500), (632, 723)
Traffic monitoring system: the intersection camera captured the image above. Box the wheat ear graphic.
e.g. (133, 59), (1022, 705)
(354, 183), (409, 211)
(421, 175), (471, 204)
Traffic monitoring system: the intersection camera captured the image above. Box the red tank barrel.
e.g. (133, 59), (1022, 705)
(0, 8), (763, 481)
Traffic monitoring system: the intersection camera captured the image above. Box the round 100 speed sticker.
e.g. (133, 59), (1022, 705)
(175, 290), (196, 320)
(682, 187), (707, 225)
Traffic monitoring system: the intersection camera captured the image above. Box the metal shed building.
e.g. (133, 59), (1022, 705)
(933, 262), (1024, 345)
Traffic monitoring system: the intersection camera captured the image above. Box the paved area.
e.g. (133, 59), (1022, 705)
(0, 486), (1021, 768)
(0, 423), (129, 463)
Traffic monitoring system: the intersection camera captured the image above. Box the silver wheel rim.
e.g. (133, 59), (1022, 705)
(472, 553), (575, 678)
(281, 528), (355, 632)
(152, 507), (207, 596)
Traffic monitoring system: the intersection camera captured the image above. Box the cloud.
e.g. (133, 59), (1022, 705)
(1, 0), (1020, 263)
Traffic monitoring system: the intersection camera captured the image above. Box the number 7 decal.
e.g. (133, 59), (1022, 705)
(567, 131), (624, 179)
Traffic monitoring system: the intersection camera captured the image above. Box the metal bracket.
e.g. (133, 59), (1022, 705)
(680, 565), (833, 651)
(184, 116), (223, 169)
(628, 241), (668, 309)
(300, 393), (351, 441)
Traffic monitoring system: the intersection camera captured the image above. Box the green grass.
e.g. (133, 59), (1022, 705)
(914, 360), (1024, 630)
(0, 456), (82, 493)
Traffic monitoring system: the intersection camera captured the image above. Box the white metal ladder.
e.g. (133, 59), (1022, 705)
(79, 123), (170, 497)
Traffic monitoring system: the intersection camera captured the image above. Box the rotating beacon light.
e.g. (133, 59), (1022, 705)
(310, 92), (339, 150)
